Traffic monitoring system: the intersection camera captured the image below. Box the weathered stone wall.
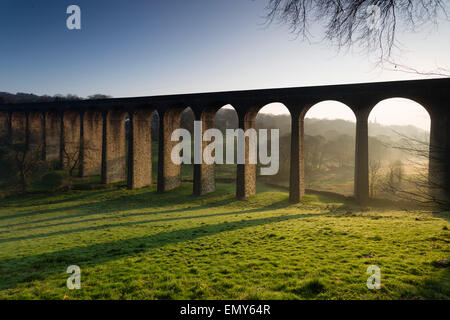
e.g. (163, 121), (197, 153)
(193, 109), (216, 195)
(45, 111), (61, 162)
(157, 108), (184, 192)
(11, 112), (27, 145)
(128, 108), (154, 189)
(102, 109), (127, 184)
(80, 110), (103, 177)
(236, 110), (257, 199)
(62, 111), (81, 170)
(28, 112), (45, 157)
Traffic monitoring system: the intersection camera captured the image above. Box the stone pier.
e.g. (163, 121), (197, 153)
(101, 109), (127, 184)
(429, 111), (450, 204)
(157, 108), (184, 192)
(128, 108), (154, 189)
(289, 110), (305, 203)
(80, 110), (103, 177)
(354, 110), (369, 204)
(45, 111), (61, 162)
(28, 111), (45, 157)
(61, 111), (81, 170)
(236, 109), (258, 200)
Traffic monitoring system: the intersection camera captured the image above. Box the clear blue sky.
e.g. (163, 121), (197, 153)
(0, 0), (448, 130)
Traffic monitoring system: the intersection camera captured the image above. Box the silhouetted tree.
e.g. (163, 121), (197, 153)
(382, 132), (449, 208)
(0, 137), (44, 194)
(88, 94), (113, 100)
(264, 0), (449, 73)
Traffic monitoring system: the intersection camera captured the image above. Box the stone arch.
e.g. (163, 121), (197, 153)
(367, 97), (431, 200)
(214, 104), (238, 178)
(192, 104), (238, 196)
(180, 107), (196, 183)
(234, 102), (292, 199)
(301, 100), (357, 122)
(302, 100), (357, 197)
(157, 105), (190, 192)
(368, 97), (430, 132)
(255, 103), (291, 193)
(214, 104), (238, 134)
(235, 105), (260, 199)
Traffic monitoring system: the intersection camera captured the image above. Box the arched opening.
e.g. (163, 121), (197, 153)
(303, 101), (356, 196)
(155, 106), (195, 192)
(255, 103), (291, 193)
(368, 98), (431, 200)
(180, 107), (195, 183)
(214, 104), (238, 189)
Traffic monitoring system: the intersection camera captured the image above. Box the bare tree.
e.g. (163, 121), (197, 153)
(0, 140), (44, 194)
(381, 132), (450, 208)
(62, 142), (81, 180)
(369, 159), (381, 198)
(61, 140), (100, 190)
(264, 0), (449, 73)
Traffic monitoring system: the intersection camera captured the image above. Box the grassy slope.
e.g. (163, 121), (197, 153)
(0, 182), (448, 300)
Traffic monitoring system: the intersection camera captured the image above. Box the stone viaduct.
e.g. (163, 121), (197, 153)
(0, 78), (449, 204)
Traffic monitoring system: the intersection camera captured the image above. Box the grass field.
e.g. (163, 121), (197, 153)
(0, 182), (449, 300)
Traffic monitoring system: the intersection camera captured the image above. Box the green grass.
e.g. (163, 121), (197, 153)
(0, 182), (448, 300)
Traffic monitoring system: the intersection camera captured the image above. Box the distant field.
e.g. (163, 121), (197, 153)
(0, 182), (448, 300)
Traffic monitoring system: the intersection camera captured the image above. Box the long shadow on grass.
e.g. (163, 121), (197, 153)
(431, 211), (450, 223)
(0, 185), (236, 227)
(0, 189), (114, 210)
(0, 199), (291, 243)
(0, 210), (331, 290)
(0, 196), (289, 235)
(0, 189), (179, 222)
(0, 196), (239, 232)
(416, 268), (450, 299)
